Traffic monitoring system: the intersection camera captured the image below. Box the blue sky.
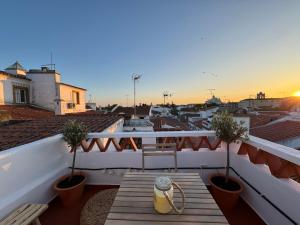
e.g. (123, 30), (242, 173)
(1, 0), (299, 105)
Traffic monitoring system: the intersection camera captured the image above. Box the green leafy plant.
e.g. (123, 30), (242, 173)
(211, 111), (248, 183)
(63, 120), (87, 180)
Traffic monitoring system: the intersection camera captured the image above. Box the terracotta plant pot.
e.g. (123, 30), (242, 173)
(54, 172), (87, 207)
(208, 173), (243, 210)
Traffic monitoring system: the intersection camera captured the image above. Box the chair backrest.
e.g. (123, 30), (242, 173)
(142, 143), (177, 171)
(142, 143), (177, 151)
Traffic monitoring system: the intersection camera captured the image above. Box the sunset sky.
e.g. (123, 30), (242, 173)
(0, 0), (299, 106)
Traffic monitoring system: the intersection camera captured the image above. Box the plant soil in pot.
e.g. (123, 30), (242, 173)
(209, 173), (243, 210)
(54, 172), (87, 207)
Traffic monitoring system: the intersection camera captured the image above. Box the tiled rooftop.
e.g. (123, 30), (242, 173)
(250, 120), (300, 142)
(250, 114), (283, 128)
(151, 117), (190, 131)
(192, 120), (204, 129)
(0, 114), (121, 151)
(0, 105), (54, 121)
(234, 112), (287, 128)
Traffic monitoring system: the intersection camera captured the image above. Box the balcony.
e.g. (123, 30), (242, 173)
(0, 131), (299, 225)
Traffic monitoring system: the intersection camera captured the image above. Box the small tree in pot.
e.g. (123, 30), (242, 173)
(54, 120), (88, 207)
(209, 111), (248, 209)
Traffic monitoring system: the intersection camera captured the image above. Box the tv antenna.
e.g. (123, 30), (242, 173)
(163, 91), (174, 105)
(132, 74), (142, 118)
(88, 94), (92, 103)
(41, 52), (56, 70)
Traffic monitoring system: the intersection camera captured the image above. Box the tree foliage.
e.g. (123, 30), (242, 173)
(63, 120), (87, 149)
(211, 111), (248, 144)
(211, 111), (248, 184)
(63, 120), (87, 181)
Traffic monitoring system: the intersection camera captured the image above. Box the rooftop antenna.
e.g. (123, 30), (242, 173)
(163, 91), (169, 105)
(41, 52), (55, 70)
(163, 91), (175, 105)
(88, 94), (92, 103)
(132, 74), (142, 118)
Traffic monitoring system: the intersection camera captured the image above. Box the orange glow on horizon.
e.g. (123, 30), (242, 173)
(294, 91), (300, 97)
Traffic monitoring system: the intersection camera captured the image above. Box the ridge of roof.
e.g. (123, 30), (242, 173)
(58, 82), (87, 91)
(5, 61), (26, 71)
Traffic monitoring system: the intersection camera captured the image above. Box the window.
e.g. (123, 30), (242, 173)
(72, 91), (80, 104)
(67, 103), (75, 109)
(20, 89), (26, 102)
(13, 86), (29, 104)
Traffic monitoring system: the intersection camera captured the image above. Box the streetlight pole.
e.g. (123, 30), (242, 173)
(132, 74), (141, 118)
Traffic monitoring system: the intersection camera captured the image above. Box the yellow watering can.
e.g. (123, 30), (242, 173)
(153, 176), (185, 214)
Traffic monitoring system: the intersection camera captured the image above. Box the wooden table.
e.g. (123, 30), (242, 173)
(105, 172), (229, 225)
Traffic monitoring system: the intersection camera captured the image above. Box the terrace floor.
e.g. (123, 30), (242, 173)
(40, 185), (266, 225)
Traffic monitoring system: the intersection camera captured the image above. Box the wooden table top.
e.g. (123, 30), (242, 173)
(104, 172), (229, 225)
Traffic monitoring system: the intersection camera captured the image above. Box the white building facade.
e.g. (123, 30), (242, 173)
(0, 62), (87, 115)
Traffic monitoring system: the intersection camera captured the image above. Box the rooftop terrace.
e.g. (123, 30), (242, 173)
(0, 126), (299, 225)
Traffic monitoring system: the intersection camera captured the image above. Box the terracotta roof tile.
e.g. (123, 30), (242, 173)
(250, 120), (300, 142)
(0, 114), (122, 151)
(192, 120), (204, 129)
(0, 105), (54, 121)
(151, 117), (190, 131)
(234, 112), (287, 128)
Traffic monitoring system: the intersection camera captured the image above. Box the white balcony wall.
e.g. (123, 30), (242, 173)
(0, 135), (69, 219)
(230, 139), (300, 225)
(75, 149), (226, 185)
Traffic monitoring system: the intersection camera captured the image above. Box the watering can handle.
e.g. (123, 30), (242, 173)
(163, 182), (185, 214)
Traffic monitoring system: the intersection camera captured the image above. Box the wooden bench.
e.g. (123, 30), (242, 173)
(0, 204), (48, 225)
(142, 143), (178, 171)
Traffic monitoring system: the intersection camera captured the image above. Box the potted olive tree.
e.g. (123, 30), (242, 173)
(54, 120), (88, 207)
(209, 111), (248, 209)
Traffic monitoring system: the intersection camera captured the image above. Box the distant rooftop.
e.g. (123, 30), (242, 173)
(192, 120), (204, 129)
(5, 61), (26, 72)
(234, 112), (288, 128)
(151, 117), (190, 131)
(114, 105), (151, 116)
(28, 66), (60, 74)
(240, 97), (283, 101)
(123, 119), (153, 127)
(250, 120), (300, 142)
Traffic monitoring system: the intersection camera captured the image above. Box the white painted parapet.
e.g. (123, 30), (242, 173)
(0, 135), (69, 219)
